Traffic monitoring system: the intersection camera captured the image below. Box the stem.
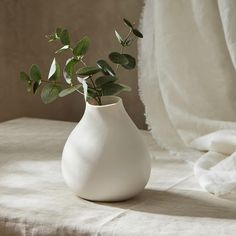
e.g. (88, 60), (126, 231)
(90, 77), (102, 105)
(90, 77), (96, 89)
(42, 79), (86, 99)
(80, 59), (87, 67)
(115, 46), (124, 73)
(115, 28), (132, 73)
(80, 59), (102, 105)
(74, 87), (84, 95)
(124, 28), (133, 44)
(41, 80), (66, 85)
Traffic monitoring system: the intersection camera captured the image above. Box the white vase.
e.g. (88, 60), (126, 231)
(61, 96), (151, 202)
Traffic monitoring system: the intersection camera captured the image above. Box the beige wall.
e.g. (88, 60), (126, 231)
(0, 0), (146, 129)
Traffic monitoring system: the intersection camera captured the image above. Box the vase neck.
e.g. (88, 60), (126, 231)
(85, 96), (126, 116)
(86, 96), (124, 113)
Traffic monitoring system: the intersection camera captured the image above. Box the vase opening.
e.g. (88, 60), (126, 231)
(87, 96), (121, 107)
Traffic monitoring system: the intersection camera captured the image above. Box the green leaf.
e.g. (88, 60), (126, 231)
(119, 83), (132, 92)
(63, 57), (78, 84)
(121, 54), (136, 70)
(88, 87), (99, 98)
(81, 79), (88, 101)
(41, 84), (61, 104)
(95, 75), (117, 87)
(56, 28), (63, 38)
(109, 52), (129, 65)
(77, 82), (98, 97)
(55, 45), (70, 54)
(132, 28), (143, 38)
(20, 71), (30, 82)
(96, 60), (115, 76)
(77, 66), (101, 76)
(33, 81), (41, 94)
(59, 84), (81, 97)
(48, 58), (60, 80)
(30, 64), (41, 82)
(123, 18), (133, 28)
(115, 30), (124, 45)
(73, 36), (90, 56)
(88, 87), (98, 94)
(60, 29), (70, 45)
(77, 76), (100, 100)
(101, 83), (131, 96)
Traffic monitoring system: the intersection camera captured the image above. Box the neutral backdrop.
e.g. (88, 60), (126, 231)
(0, 0), (146, 129)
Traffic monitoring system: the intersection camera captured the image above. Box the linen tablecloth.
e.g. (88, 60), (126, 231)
(0, 118), (236, 236)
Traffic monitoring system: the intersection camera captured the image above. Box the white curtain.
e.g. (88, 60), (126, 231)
(139, 0), (236, 195)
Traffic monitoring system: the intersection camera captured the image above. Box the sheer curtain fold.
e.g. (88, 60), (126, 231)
(139, 0), (236, 195)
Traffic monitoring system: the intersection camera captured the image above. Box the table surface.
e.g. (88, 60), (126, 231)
(0, 118), (236, 236)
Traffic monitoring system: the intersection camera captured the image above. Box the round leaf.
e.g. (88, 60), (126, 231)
(109, 52), (129, 65)
(132, 28), (143, 38)
(59, 85), (81, 97)
(73, 36), (90, 56)
(119, 83), (132, 92)
(55, 45), (70, 54)
(123, 18), (133, 28)
(56, 28), (63, 38)
(41, 84), (61, 104)
(77, 86), (98, 99)
(101, 83), (131, 96)
(77, 66), (101, 76)
(81, 78), (88, 101)
(20, 71), (30, 82)
(121, 54), (136, 70)
(60, 29), (70, 45)
(48, 58), (60, 80)
(96, 60), (115, 76)
(88, 87), (99, 98)
(30, 64), (41, 82)
(95, 75), (117, 87)
(63, 58), (79, 84)
(115, 30), (124, 45)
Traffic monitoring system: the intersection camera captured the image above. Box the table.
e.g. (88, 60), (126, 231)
(0, 118), (236, 236)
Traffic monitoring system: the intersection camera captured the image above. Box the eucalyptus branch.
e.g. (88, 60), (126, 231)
(20, 18), (143, 105)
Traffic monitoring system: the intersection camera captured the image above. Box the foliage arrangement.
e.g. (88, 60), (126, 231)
(20, 19), (143, 105)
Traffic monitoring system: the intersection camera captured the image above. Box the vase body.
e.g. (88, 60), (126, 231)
(61, 96), (151, 201)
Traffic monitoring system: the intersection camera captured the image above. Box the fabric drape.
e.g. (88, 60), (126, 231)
(139, 0), (236, 195)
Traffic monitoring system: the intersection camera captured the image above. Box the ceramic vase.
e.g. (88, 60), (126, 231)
(61, 96), (151, 201)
